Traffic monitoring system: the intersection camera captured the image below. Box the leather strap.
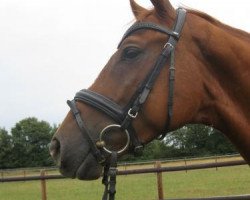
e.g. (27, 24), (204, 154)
(75, 89), (125, 123)
(67, 100), (105, 164)
(160, 8), (187, 139)
(118, 22), (180, 47)
(102, 152), (117, 200)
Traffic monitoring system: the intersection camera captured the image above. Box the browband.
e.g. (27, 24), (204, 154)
(118, 22), (180, 47)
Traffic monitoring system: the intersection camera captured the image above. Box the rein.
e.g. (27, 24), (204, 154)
(67, 8), (186, 200)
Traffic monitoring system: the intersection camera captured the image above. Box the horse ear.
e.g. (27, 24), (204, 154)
(130, 0), (147, 18)
(150, 0), (174, 18)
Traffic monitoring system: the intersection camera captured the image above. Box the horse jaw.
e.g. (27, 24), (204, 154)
(76, 153), (103, 180)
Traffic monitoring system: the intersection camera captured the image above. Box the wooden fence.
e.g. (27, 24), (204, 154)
(0, 159), (249, 200)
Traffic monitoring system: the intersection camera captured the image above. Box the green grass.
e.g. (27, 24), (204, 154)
(1, 165), (250, 200)
(163, 165), (250, 199)
(0, 166), (250, 200)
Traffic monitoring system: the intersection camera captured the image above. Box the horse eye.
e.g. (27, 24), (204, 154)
(122, 47), (141, 60)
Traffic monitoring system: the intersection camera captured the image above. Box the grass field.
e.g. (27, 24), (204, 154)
(1, 157), (250, 200)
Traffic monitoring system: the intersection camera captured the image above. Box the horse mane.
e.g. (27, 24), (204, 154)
(132, 6), (250, 42)
(187, 9), (250, 42)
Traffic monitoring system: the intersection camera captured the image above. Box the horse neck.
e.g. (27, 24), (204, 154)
(188, 12), (250, 162)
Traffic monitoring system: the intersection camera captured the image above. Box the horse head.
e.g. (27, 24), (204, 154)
(49, 0), (250, 180)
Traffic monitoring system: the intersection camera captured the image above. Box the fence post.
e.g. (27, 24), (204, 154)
(40, 170), (47, 200)
(184, 158), (187, 173)
(156, 161), (164, 200)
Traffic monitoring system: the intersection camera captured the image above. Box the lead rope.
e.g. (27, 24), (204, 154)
(102, 152), (118, 200)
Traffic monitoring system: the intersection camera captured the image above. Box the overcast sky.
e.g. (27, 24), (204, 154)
(1, 0), (249, 131)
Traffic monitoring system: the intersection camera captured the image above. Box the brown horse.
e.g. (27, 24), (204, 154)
(50, 0), (250, 180)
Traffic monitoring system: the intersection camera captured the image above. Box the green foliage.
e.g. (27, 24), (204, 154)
(0, 118), (238, 168)
(0, 128), (12, 168)
(10, 117), (57, 168)
(0, 117), (56, 168)
(141, 140), (168, 160)
(121, 124), (237, 162)
(164, 124), (237, 158)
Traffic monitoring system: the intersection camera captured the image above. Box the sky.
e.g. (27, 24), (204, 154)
(0, 0), (250, 131)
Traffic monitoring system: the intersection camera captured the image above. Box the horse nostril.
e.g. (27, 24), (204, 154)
(49, 138), (60, 160)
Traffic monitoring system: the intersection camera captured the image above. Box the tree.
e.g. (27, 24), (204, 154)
(164, 124), (237, 158)
(142, 140), (168, 160)
(206, 128), (236, 155)
(0, 128), (12, 168)
(121, 124), (237, 162)
(11, 117), (56, 168)
(120, 140), (168, 162)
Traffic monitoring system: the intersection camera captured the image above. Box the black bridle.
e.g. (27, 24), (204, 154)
(67, 8), (186, 200)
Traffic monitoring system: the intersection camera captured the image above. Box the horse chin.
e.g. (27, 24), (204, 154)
(76, 153), (103, 180)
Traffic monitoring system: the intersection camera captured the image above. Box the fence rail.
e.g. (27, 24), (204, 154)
(0, 159), (249, 200)
(119, 153), (242, 167)
(0, 153), (242, 174)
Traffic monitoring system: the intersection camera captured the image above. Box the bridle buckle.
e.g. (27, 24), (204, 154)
(128, 108), (138, 119)
(164, 42), (174, 49)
